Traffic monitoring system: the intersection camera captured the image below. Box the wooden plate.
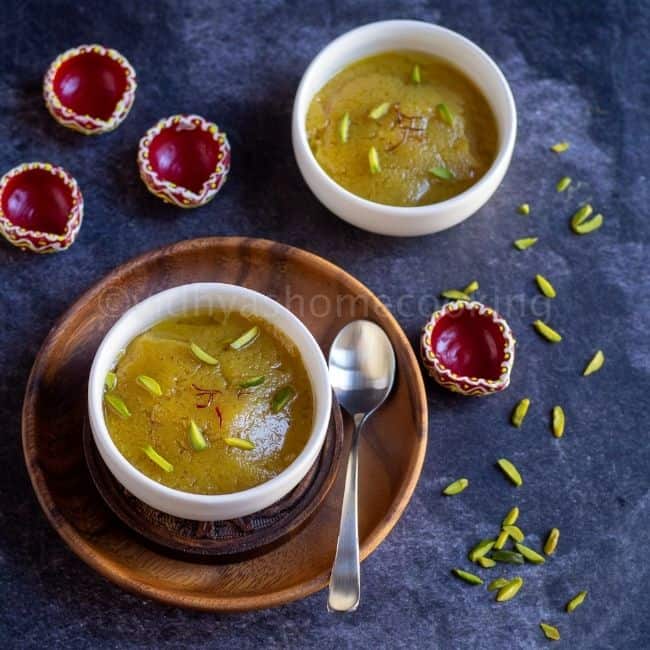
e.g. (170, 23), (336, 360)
(22, 237), (428, 611)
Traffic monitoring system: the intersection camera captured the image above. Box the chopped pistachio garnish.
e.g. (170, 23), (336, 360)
(552, 406), (565, 438)
(442, 477), (469, 495)
(518, 203), (531, 215)
(583, 350), (605, 376)
(496, 577), (523, 601)
(477, 556), (496, 568)
(502, 507), (520, 527)
(539, 623), (561, 641)
(190, 342), (219, 365)
(142, 445), (173, 472)
(189, 420), (208, 451)
(503, 525), (525, 543)
(411, 64), (421, 84)
(436, 103), (454, 126)
(511, 398), (531, 428)
(104, 371), (117, 391)
(497, 458), (523, 486)
(544, 528), (560, 555)
(272, 385), (295, 413)
(515, 543), (546, 564)
(368, 102), (391, 120)
(451, 568), (483, 585)
(573, 213), (603, 234)
(513, 237), (538, 250)
(468, 539), (494, 562)
(223, 437), (255, 450)
(533, 320), (562, 343)
(430, 166), (454, 180)
(556, 176), (572, 192)
(368, 146), (381, 174)
(239, 375), (265, 388)
(491, 550), (525, 565)
(494, 530), (510, 550)
(535, 274), (556, 298)
(136, 374), (162, 397)
(230, 326), (259, 350)
(570, 203), (593, 227)
(550, 141), (570, 153)
(339, 112), (350, 143)
(440, 289), (470, 301)
(105, 394), (131, 419)
(462, 280), (479, 294)
(566, 590), (588, 613)
(488, 578), (510, 592)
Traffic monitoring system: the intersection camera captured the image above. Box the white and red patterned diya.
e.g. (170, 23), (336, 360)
(43, 44), (136, 135)
(0, 162), (83, 253)
(421, 301), (515, 396)
(137, 114), (231, 208)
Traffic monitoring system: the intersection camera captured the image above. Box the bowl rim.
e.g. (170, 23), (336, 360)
(43, 43), (137, 134)
(421, 300), (516, 391)
(87, 282), (332, 512)
(137, 114), (231, 208)
(0, 161), (84, 251)
(292, 19), (517, 219)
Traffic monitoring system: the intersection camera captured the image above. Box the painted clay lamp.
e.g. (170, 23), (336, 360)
(0, 162), (83, 253)
(421, 301), (515, 396)
(43, 44), (136, 134)
(137, 114), (231, 208)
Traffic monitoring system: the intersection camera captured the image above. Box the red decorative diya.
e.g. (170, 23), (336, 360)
(0, 162), (83, 253)
(421, 301), (515, 396)
(43, 44), (136, 135)
(137, 114), (231, 208)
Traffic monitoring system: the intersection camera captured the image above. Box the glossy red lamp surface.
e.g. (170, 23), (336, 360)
(44, 44), (136, 134)
(421, 301), (515, 396)
(138, 114), (231, 208)
(0, 163), (83, 253)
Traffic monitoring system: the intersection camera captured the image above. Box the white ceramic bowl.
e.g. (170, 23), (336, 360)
(292, 20), (517, 237)
(87, 283), (332, 521)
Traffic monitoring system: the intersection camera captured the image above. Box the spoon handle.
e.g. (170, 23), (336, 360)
(328, 413), (364, 613)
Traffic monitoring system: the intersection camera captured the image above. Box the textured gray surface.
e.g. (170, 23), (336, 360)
(1, 1), (649, 648)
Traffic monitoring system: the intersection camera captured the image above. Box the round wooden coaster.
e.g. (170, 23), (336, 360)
(82, 398), (343, 560)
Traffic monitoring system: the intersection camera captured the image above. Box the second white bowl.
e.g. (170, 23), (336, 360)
(292, 20), (517, 237)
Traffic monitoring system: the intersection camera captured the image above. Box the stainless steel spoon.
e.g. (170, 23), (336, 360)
(327, 320), (396, 613)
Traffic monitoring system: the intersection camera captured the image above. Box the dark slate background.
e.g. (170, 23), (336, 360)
(1, 1), (648, 648)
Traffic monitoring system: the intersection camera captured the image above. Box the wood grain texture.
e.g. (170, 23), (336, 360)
(22, 237), (428, 611)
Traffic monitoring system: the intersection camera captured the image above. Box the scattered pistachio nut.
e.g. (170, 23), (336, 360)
(583, 350), (605, 376)
(104, 371), (117, 391)
(503, 506), (520, 527)
(570, 203), (593, 228)
(451, 568), (483, 585)
(440, 289), (470, 301)
(511, 398), (531, 428)
(430, 166), (455, 180)
(223, 437), (255, 450)
(540, 623), (561, 641)
(514, 237), (538, 250)
(142, 445), (173, 472)
(189, 419), (208, 451)
(436, 102), (454, 126)
(477, 556), (496, 568)
(230, 326), (260, 350)
(462, 280), (479, 294)
(515, 542), (546, 564)
(544, 528), (560, 555)
(518, 203), (531, 215)
(491, 550), (525, 565)
(136, 374), (162, 397)
(412, 64), (421, 84)
(573, 213), (603, 235)
(566, 590), (588, 613)
(468, 539), (494, 562)
(556, 176), (572, 192)
(339, 112), (350, 143)
(443, 477), (469, 496)
(368, 146), (381, 174)
(497, 458), (523, 487)
(550, 142), (570, 153)
(535, 274), (556, 298)
(494, 530), (510, 551)
(552, 406), (565, 438)
(533, 320), (562, 343)
(503, 525), (525, 543)
(190, 342), (219, 365)
(496, 577), (523, 602)
(105, 394), (131, 419)
(488, 577), (510, 592)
